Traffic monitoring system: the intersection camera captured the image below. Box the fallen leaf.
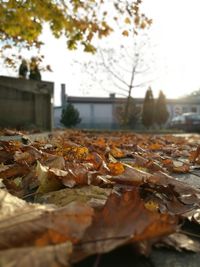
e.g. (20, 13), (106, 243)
(36, 185), (112, 209)
(158, 233), (200, 252)
(0, 163), (30, 179)
(0, 242), (72, 267)
(0, 190), (93, 249)
(73, 188), (177, 262)
(36, 161), (63, 194)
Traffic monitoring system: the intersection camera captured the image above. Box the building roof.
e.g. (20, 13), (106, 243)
(167, 97), (200, 105)
(67, 96), (146, 104)
(66, 95), (200, 105)
(67, 96), (118, 104)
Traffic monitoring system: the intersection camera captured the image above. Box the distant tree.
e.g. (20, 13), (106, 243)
(79, 30), (154, 127)
(142, 87), (155, 128)
(155, 90), (169, 127)
(115, 97), (141, 128)
(60, 104), (81, 128)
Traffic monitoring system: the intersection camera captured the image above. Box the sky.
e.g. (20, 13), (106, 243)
(2, 0), (200, 106)
(141, 0), (200, 98)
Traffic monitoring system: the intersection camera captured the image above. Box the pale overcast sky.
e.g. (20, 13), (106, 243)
(141, 0), (200, 98)
(2, 0), (200, 106)
(43, 0), (200, 105)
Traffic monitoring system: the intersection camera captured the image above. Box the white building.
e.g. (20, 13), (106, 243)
(54, 85), (200, 129)
(54, 94), (119, 129)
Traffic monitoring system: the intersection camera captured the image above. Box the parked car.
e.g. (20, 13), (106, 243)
(170, 113), (200, 132)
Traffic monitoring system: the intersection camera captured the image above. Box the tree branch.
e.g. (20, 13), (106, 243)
(133, 79), (154, 88)
(99, 50), (130, 87)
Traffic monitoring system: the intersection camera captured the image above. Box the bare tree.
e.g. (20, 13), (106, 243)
(72, 30), (156, 126)
(99, 45), (153, 124)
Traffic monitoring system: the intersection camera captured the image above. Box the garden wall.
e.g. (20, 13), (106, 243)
(0, 76), (54, 131)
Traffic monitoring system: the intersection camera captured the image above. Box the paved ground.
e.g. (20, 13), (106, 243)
(75, 245), (200, 267)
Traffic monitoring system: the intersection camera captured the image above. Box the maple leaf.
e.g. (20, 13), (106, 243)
(72, 188), (177, 262)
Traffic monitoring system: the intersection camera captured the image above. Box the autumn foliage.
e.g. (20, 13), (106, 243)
(0, 0), (152, 68)
(1, 130), (200, 266)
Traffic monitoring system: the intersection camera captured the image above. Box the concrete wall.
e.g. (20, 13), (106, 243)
(0, 76), (54, 131)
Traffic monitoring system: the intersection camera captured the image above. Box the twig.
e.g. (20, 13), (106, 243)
(93, 254), (101, 267)
(22, 191), (39, 199)
(179, 229), (200, 239)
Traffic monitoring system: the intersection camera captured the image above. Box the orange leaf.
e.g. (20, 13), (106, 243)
(108, 162), (124, 175)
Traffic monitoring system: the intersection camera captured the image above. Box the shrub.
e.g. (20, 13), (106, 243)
(60, 103), (81, 127)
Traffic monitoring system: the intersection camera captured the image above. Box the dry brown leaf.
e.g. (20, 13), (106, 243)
(189, 146), (200, 163)
(158, 233), (200, 252)
(0, 163), (30, 179)
(14, 146), (42, 164)
(36, 185), (112, 209)
(110, 164), (151, 186)
(0, 190), (93, 249)
(0, 242), (72, 267)
(36, 161), (63, 193)
(73, 188), (177, 262)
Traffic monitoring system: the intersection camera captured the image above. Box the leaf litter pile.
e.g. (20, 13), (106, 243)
(1, 130), (200, 266)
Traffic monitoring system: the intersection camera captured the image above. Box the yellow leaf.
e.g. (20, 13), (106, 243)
(122, 30), (129, 37)
(134, 16), (140, 25)
(110, 147), (125, 158)
(2, 44), (12, 49)
(140, 21), (146, 29)
(108, 162), (124, 176)
(125, 17), (131, 24)
(144, 200), (159, 212)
